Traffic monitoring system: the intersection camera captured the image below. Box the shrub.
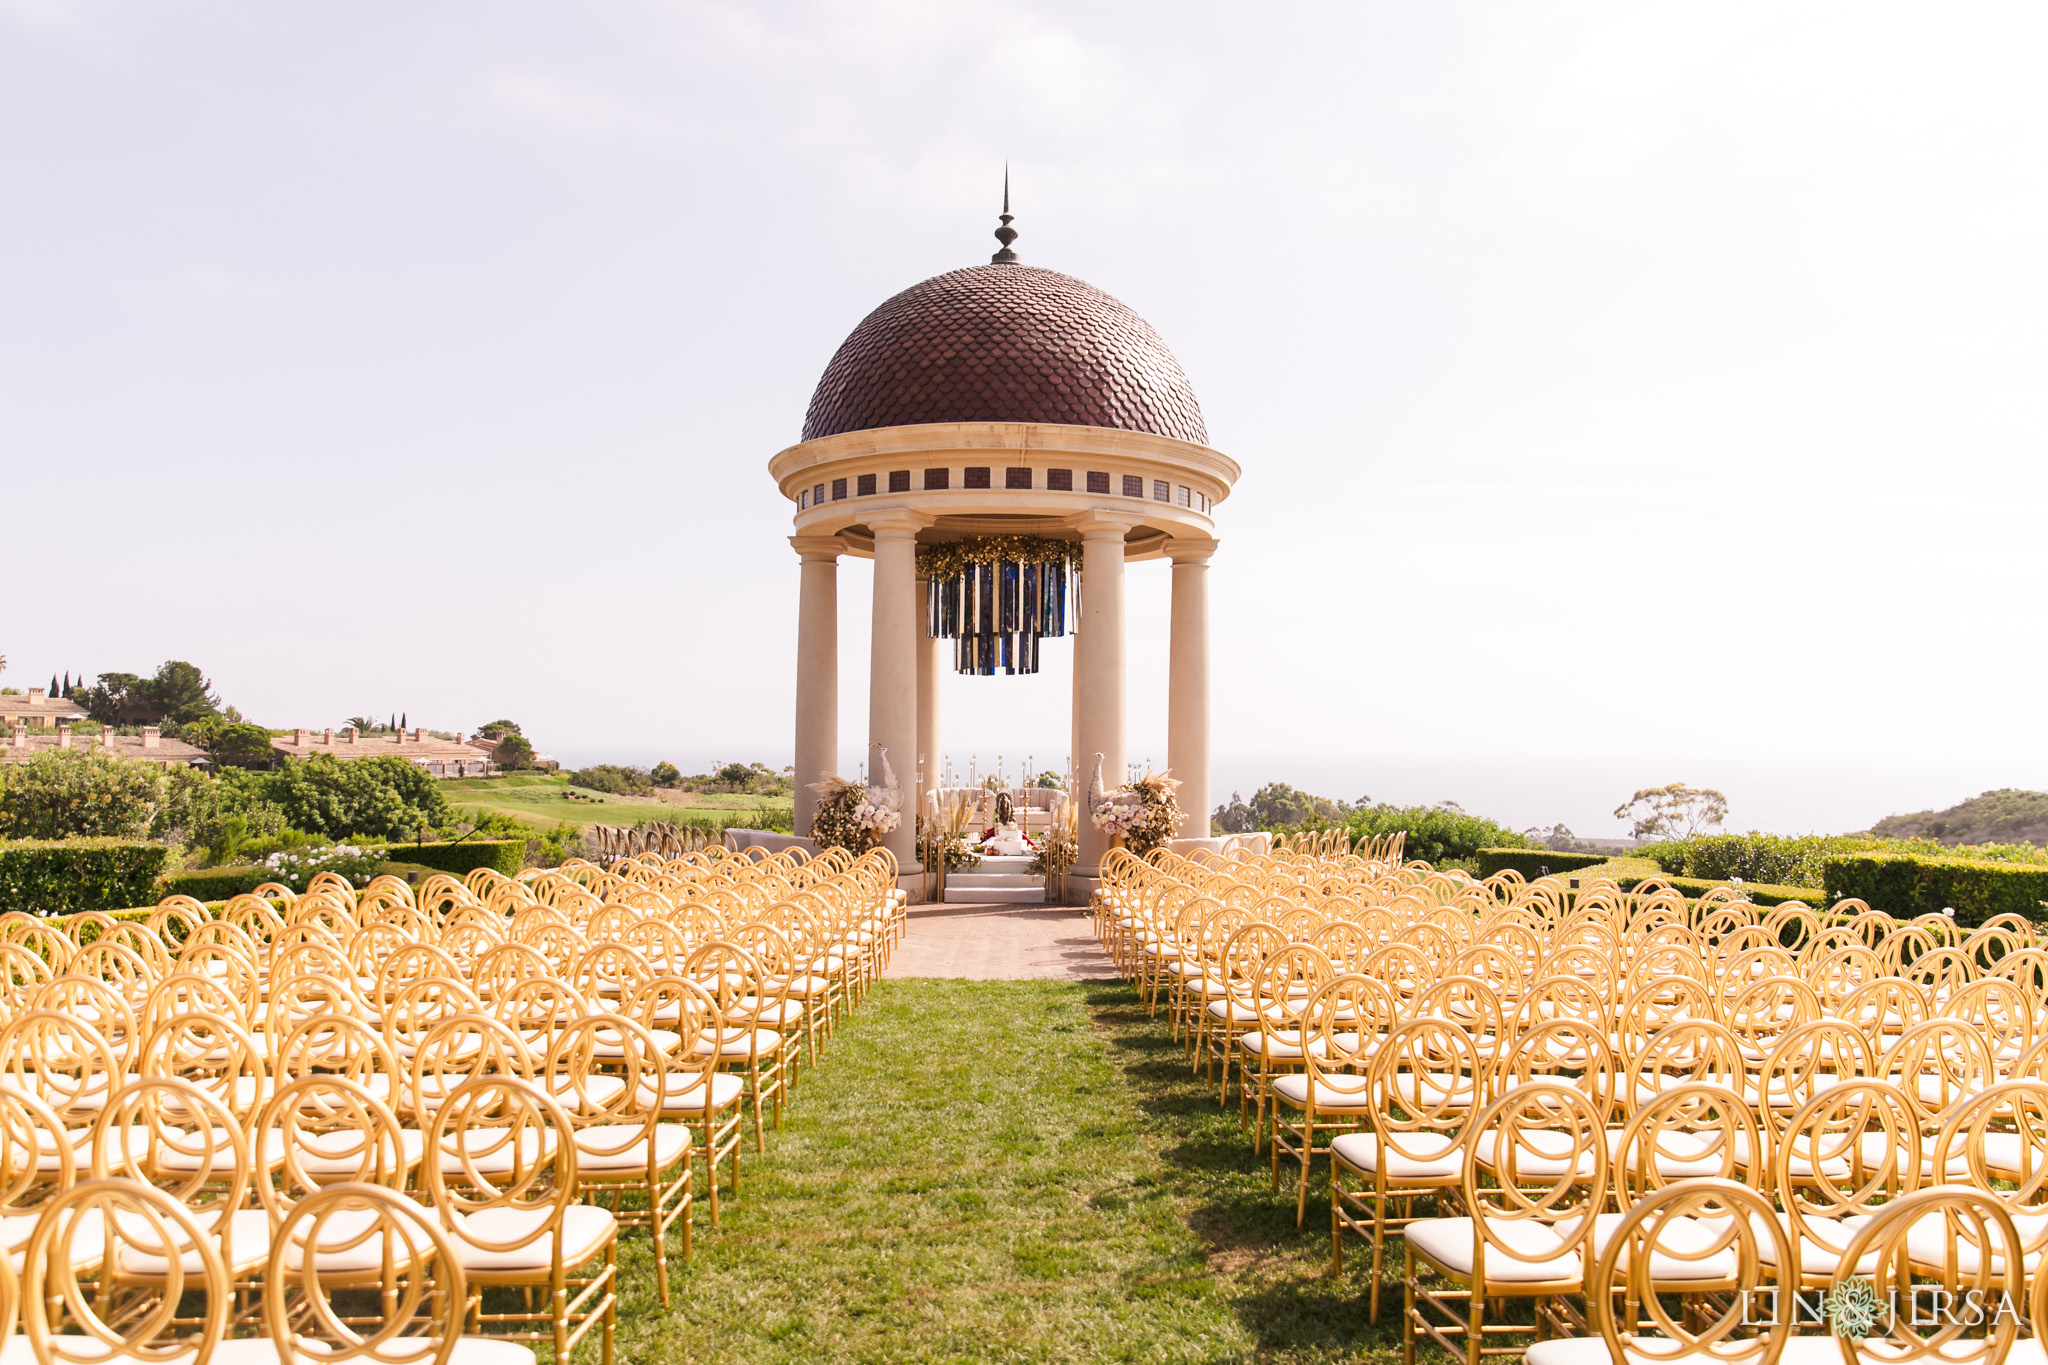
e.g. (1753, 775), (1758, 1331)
(380, 839), (527, 879)
(1472, 848), (1610, 879)
(1822, 853), (2048, 928)
(160, 865), (272, 901)
(1658, 876), (1827, 908)
(651, 761), (681, 788)
(0, 839), (177, 915)
(571, 765), (653, 796)
(152, 765), (285, 858)
(1639, 831), (2048, 889)
(262, 754), (453, 841)
(0, 748), (167, 839)
(1342, 804), (1534, 865)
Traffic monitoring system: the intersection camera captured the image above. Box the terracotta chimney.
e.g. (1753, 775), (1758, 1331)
(322, 727), (333, 745)
(412, 727), (424, 743)
(9, 724), (24, 749)
(98, 727), (113, 749)
(293, 728), (306, 745)
(27, 688), (44, 702)
(141, 726), (160, 750)
(393, 728), (403, 744)
(346, 726), (359, 745)
(455, 731), (466, 745)
(56, 723), (71, 749)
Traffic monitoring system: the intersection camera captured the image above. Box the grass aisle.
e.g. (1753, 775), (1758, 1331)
(616, 979), (1396, 1364)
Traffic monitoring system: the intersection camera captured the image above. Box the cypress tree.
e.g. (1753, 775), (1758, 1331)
(49, 674), (59, 697)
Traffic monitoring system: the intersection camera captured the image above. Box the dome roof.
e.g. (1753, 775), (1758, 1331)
(801, 264), (1207, 445)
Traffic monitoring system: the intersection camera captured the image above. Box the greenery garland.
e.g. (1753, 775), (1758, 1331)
(916, 535), (1080, 580)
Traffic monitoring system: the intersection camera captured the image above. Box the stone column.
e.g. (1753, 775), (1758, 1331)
(868, 512), (928, 871)
(1073, 515), (1136, 874)
(916, 575), (942, 829)
(790, 535), (843, 836)
(1166, 538), (1218, 843)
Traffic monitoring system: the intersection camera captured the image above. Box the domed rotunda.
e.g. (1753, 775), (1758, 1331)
(769, 198), (1239, 894)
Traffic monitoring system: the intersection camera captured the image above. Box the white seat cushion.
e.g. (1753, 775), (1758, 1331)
(115, 1207), (271, 1276)
(1330, 1131), (1462, 1181)
(1553, 1211), (1739, 1281)
(450, 1205), (617, 1272)
(1405, 1216), (1581, 1282)
(572, 1123), (692, 1172)
(1271, 1075), (1375, 1111)
(638, 1072), (745, 1115)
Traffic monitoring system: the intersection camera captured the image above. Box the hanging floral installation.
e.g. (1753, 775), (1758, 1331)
(1087, 755), (1182, 860)
(919, 535), (1080, 676)
(809, 747), (902, 854)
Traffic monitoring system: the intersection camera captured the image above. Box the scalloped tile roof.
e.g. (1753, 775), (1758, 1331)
(802, 265), (1207, 445)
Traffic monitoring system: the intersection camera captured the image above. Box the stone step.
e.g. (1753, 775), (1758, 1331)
(945, 873), (1042, 890)
(944, 884), (1045, 904)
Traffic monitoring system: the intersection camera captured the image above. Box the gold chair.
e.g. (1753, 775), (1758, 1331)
(262, 1181), (538, 1365)
(1522, 1178), (1793, 1365)
(1404, 1081), (1607, 1365)
(545, 1013), (692, 1307)
(21, 1177), (230, 1363)
(1331, 1015), (1482, 1323)
(422, 1076), (617, 1364)
(1829, 1185), (2023, 1365)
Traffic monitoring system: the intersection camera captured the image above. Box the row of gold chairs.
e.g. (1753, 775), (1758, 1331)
(0, 843), (906, 1360)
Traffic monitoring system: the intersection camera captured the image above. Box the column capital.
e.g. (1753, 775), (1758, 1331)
(1163, 536), (1219, 564)
(789, 534), (846, 563)
(1067, 512), (1140, 541)
(865, 509), (935, 539)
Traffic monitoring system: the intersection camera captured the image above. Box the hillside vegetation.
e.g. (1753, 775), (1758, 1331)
(1868, 788), (2048, 846)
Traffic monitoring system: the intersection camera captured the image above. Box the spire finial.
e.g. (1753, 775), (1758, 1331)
(991, 164), (1020, 264)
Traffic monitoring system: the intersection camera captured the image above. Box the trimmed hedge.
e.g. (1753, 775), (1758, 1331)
(159, 866), (273, 902)
(1641, 875), (1827, 908)
(1473, 848), (1611, 879)
(379, 839), (526, 879)
(1823, 853), (2048, 927)
(0, 839), (178, 916)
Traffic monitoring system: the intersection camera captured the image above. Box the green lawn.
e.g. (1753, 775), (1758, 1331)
(437, 773), (794, 832)
(610, 979), (1395, 1364)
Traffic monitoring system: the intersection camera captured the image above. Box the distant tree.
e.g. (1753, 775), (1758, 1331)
(1212, 782), (1360, 833)
(143, 661), (221, 725)
(493, 734), (536, 770)
(60, 672), (69, 697)
(80, 673), (143, 724)
(49, 674), (59, 697)
(182, 717), (278, 770)
(476, 719), (522, 740)
(1034, 770), (1065, 790)
(651, 761), (682, 787)
(1614, 783), (1728, 842)
(76, 663), (221, 726)
(400, 712), (407, 732)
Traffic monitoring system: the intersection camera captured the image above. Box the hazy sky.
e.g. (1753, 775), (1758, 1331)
(4, 3), (2044, 838)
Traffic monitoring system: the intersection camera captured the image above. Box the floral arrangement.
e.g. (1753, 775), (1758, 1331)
(923, 788), (981, 874)
(1087, 757), (1182, 860)
(262, 843), (378, 892)
(809, 749), (902, 854)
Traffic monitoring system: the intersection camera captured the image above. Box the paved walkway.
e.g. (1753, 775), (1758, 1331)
(884, 902), (1118, 980)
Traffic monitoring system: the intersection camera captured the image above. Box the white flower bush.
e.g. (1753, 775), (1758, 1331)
(262, 843), (377, 891)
